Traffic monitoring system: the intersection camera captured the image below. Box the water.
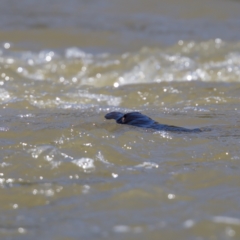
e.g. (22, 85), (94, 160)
(0, 0), (240, 239)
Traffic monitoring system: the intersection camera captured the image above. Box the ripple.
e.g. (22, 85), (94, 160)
(1, 41), (240, 93)
(212, 216), (240, 226)
(72, 158), (95, 172)
(134, 162), (159, 169)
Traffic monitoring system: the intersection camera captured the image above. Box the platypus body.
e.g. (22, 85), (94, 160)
(105, 112), (202, 133)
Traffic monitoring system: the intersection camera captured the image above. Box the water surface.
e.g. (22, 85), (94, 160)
(0, 0), (240, 239)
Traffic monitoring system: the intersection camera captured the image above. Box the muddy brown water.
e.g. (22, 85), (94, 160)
(0, 0), (240, 239)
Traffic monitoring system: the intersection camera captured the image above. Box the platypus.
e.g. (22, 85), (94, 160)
(105, 112), (202, 133)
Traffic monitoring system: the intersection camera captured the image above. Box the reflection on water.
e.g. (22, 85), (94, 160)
(0, 0), (240, 239)
(1, 40), (240, 89)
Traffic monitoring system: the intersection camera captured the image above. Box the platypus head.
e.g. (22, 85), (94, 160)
(105, 111), (155, 127)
